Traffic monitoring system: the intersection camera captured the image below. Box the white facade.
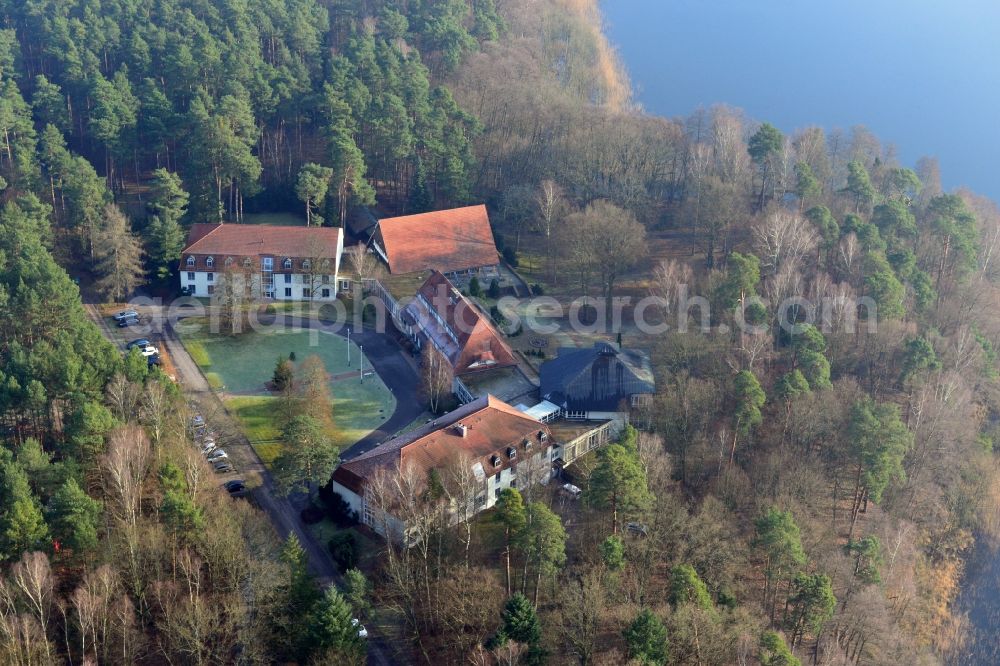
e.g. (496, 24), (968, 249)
(179, 224), (344, 301)
(331, 445), (555, 544)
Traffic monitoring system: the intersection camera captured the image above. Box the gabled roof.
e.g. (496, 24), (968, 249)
(182, 223), (342, 260)
(333, 395), (551, 493)
(374, 205), (498, 274)
(540, 343), (655, 412)
(404, 271), (517, 375)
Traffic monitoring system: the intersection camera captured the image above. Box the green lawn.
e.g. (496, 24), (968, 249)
(182, 326), (380, 394)
(243, 212), (306, 226)
(182, 327), (397, 465)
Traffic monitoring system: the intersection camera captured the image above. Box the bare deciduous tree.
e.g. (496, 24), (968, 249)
(420, 343), (453, 415)
(106, 373), (141, 422)
(7, 552), (54, 663)
(753, 209), (818, 276)
(102, 425), (151, 528)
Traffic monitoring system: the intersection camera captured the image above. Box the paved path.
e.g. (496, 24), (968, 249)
(87, 304), (402, 666)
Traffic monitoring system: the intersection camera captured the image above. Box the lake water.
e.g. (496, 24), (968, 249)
(601, 0), (1000, 202)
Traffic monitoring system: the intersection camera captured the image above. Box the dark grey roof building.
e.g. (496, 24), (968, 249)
(539, 343), (655, 413)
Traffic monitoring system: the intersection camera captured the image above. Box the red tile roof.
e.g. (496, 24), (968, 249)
(332, 395), (551, 494)
(406, 271), (518, 375)
(181, 223), (342, 266)
(374, 205), (498, 274)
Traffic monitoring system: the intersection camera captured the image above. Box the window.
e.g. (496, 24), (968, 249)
(284, 273), (291, 284)
(282, 258), (292, 269)
(207, 285), (215, 295)
(206, 256), (214, 268)
(207, 272), (214, 282)
(524, 440), (533, 451)
(262, 257), (273, 272)
(186, 256), (195, 267)
(302, 288), (311, 298)
(322, 274), (330, 284)
(491, 456), (501, 468)
(243, 258), (252, 268)
(507, 447), (516, 460)
(189, 284), (196, 294)
(321, 288), (330, 298)
(302, 259), (311, 270)
(475, 495), (487, 508)
(510, 478), (517, 489)
(284, 288), (292, 297)
(187, 271), (195, 280)
(340, 280), (351, 290)
(225, 257), (233, 267)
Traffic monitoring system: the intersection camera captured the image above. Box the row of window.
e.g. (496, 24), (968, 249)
(186, 256), (328, 271)
(186, 282), (332, 298)
(186, 272), (332, 285)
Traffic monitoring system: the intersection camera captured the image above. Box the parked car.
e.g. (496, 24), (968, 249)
(112, 309), (139, 321)
(190, 415), (205, 428)
(206, 449), (228, 462)
(625, 522), (649, 537)
(213, 461), (235, 474)
(199, 442), (217, 455)
(147, 354), (161, 367)
(560, 483), (583, 500)
(223, 479), (246, 494)
(351, 619), (368, 639)
(117, 316), (139, 328)
(139, 345), (159, 357)
(126, 338), (150, 350)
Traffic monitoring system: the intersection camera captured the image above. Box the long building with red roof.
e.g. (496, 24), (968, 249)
(370, 205), (499, 276)
(179, 223), (344, 300)
(401, 270), (518, 377)
(332, 395), (556, 541)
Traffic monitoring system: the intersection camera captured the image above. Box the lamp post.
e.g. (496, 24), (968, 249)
(346, 326), (351, 366)
(359, 345), (364, 383)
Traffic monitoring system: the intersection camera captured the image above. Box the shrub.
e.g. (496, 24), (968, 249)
(531, 283), (544, 296)
(272, 357), (293, 391)
(329, 531), (358, 570)
(469, 276), (482, 297)
(488, 278), (501, 299)
(300, 504), (324, 524)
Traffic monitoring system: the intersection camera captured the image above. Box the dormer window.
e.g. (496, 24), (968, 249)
(206, 256), (214, 268)
(225, 256), (234, 267)
(538, 431), (548, 442)
(283, 258), (292, 269)
(186, 256), (195, 267)
(507, 447), (517, 460)
(491, 455), (501, 468)
(302, 259), (312, 270)
(243, 258), (252, 268)
(524, 439), (533, 451)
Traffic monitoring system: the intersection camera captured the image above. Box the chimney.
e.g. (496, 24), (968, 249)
(455, 423), (468, 438)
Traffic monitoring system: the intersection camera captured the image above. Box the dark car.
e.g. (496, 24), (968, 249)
(147, 354), (161, 366)
(126, 338), (150, 350)
(223, 479), (246, 494)
(117, 316), (139, 328)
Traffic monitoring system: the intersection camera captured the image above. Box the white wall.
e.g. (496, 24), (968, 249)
(179, 270), (339, 300)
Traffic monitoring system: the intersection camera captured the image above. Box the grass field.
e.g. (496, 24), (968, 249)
(243, 212), (306, 226)
(181, 326), (396, 464)
(182, 326), (378, 393)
